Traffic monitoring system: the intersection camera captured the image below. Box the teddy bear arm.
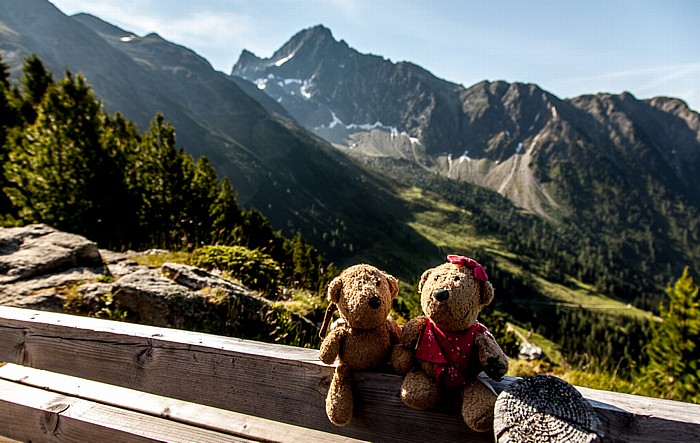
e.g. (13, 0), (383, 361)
(400, 316), (427, 346)
(391, 317), (427, 375)
(387, 320), (402, 344)
(319, 327), (345, 365)
(475, 332), (509, 381)
(391, 344), (415, 375)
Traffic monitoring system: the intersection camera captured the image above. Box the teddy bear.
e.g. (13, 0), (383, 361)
(318, 263), (401, 426)
(391, 255), (509, 432)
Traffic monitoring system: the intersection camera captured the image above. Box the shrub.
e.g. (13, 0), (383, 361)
(192, 245), (282, 295)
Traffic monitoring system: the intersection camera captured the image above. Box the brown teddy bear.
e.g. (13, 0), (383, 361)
(391, 255), (509, 432)
(319, 264), (401, 426)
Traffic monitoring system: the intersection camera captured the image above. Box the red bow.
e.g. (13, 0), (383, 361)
(446, 255), (488, 282)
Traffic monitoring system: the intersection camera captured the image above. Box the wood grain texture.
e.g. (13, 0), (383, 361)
(0, 379), (254, 442)
(576, 386), (700, 443)
(1, 306), (700, 442)
(0, 306), (493, 442)
(0, 364), (365, 443)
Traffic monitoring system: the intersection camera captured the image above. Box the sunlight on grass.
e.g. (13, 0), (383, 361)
(532, 275), (651, 321)
(129, 251), (193, 268)
(399, 186), (502, 253)
(505, 325), (644, 396)
(508, 358), (643, 395)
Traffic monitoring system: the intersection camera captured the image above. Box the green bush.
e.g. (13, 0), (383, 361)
(192, 245), (282, 295)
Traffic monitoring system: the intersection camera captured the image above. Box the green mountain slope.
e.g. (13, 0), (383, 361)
(234, 25), (699, 309)
(0, 2), (683, 381)
(0, 0), (414, 260)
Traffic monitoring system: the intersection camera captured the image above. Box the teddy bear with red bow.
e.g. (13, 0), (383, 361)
(391, 255), (509, 432)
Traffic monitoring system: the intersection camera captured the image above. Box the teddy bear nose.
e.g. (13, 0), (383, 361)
(433, 289), (449, 302)
(368, 296), (382, 309)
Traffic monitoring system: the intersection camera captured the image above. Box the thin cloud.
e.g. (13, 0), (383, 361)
(543, 63), (700, 109)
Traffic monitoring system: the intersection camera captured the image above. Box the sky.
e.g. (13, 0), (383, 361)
(49, 0), (700, 111)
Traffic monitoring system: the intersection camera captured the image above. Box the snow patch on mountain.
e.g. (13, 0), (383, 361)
(281, 78), (302, 86)
(328, 111), (343, 129)
(274, 52), (295, 67)
(316, 112), (402, 134)
(300, 81), (312, 99)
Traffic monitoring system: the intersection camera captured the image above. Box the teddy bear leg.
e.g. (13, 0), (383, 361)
(400, 369), (440, 410)
(326, 362), (353, 426)
(461, 379), (498, 433)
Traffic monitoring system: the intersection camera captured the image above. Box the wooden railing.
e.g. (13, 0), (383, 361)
(0, 306), (698, 442)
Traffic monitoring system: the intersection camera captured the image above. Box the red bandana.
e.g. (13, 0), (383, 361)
(415, 318), (486, 387)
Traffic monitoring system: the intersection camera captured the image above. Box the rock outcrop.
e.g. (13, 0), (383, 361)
(0, 224), (319, 347)
(0, 223), (103, 284)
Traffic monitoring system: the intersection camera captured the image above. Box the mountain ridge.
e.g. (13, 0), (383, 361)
(0, 1), (416, 262)
(232, 23), (700, 290)
(4, 4), (697, 384)
(232, 26), (700, 211)
(2, 4), (698, 296)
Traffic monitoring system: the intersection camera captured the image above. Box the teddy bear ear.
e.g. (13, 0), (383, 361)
(418, 269), (432, 293)
(383, 273), (399, 300)
(327, 274), (343, 303)
(481, 281), (495, 306)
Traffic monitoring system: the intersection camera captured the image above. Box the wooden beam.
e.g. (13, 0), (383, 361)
(0, 306), (492, 442)
(0, 378), (254, 443)
(576, 386), (700, 443)
(0, 363), (364, 443)
(1, 306), (699, 442)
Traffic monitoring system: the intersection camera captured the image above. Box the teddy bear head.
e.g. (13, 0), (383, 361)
(418, 255), (494, 332)
(325, 264), (399, 330)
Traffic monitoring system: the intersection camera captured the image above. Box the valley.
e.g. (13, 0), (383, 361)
(1, 0), (698, 404)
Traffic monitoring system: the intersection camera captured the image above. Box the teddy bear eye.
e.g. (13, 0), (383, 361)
(375, 280), (381, 287)
(453, 276), (460, 282)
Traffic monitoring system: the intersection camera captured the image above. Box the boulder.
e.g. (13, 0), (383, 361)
(112, 268), (210, 329)
(112, 264), (319, 345)
(73, 282), (114, 314)
(0, 267), (105, 304)
(0, 224), (103, 285)
(161, 262), (250, 295)
(0, 225), (320, 347)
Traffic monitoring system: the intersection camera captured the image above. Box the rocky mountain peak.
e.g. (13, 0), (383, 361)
(287, 24), (335, 45)
(231, 24), (346, 80)
(231, 25), (700, 222)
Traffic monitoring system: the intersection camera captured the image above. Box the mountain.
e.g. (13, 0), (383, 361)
(232, 26), (700, 208)
(0, 1), (417, 261)
(233, 25), (700, 291)
(4, 4), (692, 378)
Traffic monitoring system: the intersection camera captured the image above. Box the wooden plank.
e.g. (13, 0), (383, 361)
(576, 385), (700, 443)
(0, 379), (254, 443)
(1, 307), (700, 442)
(0, 306), (493, 442)
(0, 363), (365, 443)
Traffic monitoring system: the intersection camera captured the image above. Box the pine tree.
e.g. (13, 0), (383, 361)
(643, 268), (700, 403)
(97, 112), (144, 248)
(5, 71), (106, 236)
(0, 54), (10, 88)
(171, 155), (219, 248)
(0, 54), (16, 220)
(210, 178), (244, 245)
(18, 54), (53, 124)
(135, 113), (186, 247)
